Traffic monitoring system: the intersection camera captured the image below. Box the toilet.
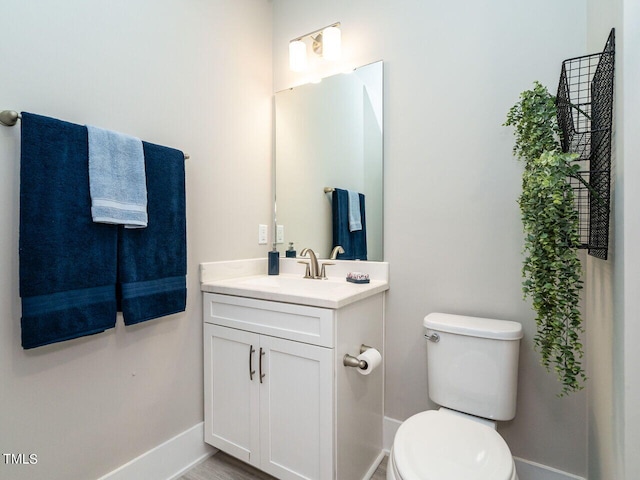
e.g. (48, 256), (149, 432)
(388, 312), (523, 480)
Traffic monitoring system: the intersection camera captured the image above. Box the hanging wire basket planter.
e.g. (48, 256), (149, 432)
(556, 29), (615, 260)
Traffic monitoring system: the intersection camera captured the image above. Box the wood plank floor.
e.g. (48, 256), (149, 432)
(179, 451), (388, 480)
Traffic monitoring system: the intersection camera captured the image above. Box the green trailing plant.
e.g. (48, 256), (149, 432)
(504, 81), (560, 162)
(520, 151), (585, 395)
(504, 82), (586, 396)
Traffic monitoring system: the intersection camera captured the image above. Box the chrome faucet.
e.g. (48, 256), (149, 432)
(329, 245), (344, 259)
(299, 248), (319, 279)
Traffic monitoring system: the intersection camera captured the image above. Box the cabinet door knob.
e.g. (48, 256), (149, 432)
(259, 347), (266, 383)
(249, 345), (256, 380)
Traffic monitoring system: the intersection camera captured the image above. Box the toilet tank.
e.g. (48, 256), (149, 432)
(424, 313), (523, 421)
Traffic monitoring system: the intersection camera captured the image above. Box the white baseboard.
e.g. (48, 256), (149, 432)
(97, 422), (216, 480)
(383, 416), (585, 480)
(364, 450), (387, 480)
(383, 416), (402, 452)
(513, 457), (586, 480)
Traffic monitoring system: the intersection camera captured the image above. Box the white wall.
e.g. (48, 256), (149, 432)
(620, 1), (640, 477)
(0, 1), (272, 479)
(273, 0), (588, 475)
(585, 1), (640, 478)
(585, 2), (623, 479)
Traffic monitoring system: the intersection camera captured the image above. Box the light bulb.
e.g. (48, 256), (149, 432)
(322, 26), (341, 61)
(289, 40), (307, 72)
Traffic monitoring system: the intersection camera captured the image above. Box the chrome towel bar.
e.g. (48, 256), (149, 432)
(0, 110), (190, 159)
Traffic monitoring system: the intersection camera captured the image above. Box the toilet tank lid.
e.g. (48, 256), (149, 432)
(424, 313), (523, 340)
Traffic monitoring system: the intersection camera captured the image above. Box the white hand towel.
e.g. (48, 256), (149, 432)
(87, 125), (147, 228)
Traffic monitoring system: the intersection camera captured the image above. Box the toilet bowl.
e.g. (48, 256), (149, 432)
(387, 409), (518, 480)
(387, 313), (523, 480)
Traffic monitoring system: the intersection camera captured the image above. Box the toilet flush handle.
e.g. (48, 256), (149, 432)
(424, 332), (440, 343)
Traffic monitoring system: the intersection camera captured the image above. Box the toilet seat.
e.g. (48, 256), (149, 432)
(391, 410), (515, 480)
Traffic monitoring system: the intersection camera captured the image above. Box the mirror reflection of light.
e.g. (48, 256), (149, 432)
(476, 450), (487, 463)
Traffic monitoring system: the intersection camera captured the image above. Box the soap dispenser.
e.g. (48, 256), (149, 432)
(268, 244), (279, 275)
(286, 242), (296, 258)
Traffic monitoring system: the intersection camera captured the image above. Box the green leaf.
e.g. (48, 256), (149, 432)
(505, 86), (586, 396)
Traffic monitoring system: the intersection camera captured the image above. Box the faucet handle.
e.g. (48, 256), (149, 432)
(297, 260), (312, 278)
(319, 262), (335, 279)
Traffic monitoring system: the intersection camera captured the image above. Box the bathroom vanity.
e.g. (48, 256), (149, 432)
(200, 258), (388, 480)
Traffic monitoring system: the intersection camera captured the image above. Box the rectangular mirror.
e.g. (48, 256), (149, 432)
(274, 61), (384, 260)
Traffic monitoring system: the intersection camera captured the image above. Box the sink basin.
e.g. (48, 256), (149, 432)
(237, 275), (347, 293)
(201, 273), (388, 309)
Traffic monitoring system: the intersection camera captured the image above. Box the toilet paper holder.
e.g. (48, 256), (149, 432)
(343, 344), (373, 369)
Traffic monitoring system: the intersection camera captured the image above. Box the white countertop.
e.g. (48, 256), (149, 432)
(200, 258), (389, 309)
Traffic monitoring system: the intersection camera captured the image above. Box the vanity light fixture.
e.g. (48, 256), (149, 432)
(289, 22), (341, 72)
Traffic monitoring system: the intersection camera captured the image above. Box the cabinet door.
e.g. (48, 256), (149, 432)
(204, 324), (261, 466)
(259, 335), (334, 480)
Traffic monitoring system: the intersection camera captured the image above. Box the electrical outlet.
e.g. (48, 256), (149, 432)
(276, 225), (284, 244)
(258, 224), (268, 245)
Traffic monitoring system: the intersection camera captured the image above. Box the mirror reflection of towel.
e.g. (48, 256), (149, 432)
(348, 189), (362, 232)
(332, 188), (367, 260)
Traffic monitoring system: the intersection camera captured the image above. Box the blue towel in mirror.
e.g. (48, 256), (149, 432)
(332, 188), (367, 260)
(117, 142), (186, 325)
(19, 113), (118, 349)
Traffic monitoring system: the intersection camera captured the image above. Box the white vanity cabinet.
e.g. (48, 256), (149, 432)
(203, 324), (333, 480)
(203, 290), (384, 480)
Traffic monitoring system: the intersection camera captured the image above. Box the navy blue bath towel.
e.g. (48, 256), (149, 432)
(117, 141), (186, 325)
(19, 113), (118, 349)
(332, 188), (367, 260)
